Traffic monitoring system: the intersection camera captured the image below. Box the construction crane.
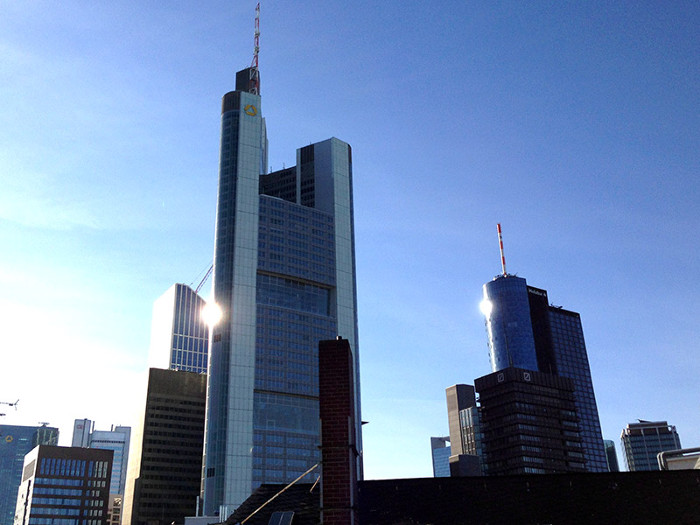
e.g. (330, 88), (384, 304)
(190, 264), (213, 294)
(0, 399), (19, 418)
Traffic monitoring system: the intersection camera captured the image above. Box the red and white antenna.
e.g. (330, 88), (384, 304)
(497, 223), (507, 277)
(249, 3), (260, 95)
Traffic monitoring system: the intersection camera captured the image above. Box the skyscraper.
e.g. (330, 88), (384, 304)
(122, 368), (207, 525)
(604, 439), (619, 472)
(429, 437), (451, 478)
(71, 419), (131, 497)
(148, 283), (209, 374)
(474, 367), (585, 475)
(621, 420), (682, 471)
(481, 274), (608, 472)
(0, 424), (58, 525)
(202, 68), (360, 516)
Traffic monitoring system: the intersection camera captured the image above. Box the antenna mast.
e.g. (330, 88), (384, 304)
(497, 223), (507, 277)
(249, 3), (260, 95)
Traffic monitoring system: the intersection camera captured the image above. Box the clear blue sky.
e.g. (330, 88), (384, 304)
(1, 1), (698, 477)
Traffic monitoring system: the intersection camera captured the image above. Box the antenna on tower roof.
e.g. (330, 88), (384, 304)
(497, 223), (507, 277)
(249, 3), (260, 95)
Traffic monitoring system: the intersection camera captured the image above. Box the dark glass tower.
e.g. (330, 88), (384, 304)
(202, 70), (360, 517)
(481, 275), (608, 472)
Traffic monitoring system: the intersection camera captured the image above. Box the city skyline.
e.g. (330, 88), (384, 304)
(1, 2), (698, 480)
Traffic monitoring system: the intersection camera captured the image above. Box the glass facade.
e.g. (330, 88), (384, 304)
(548, 308), (608, 472)
(604, 439), (619, 471)
(621, 421), (681, 471)
(13, 446), (111, 525)
(483, 276), (539, 372)
(149, 283), (209, 374)
(0, 425), (58, 525)
(480, 275), (607, 472)
(430, 438), (451, 478)
(203, 71), (359, 517)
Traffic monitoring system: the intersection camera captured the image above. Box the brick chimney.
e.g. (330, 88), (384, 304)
(319, 337), (359, 525)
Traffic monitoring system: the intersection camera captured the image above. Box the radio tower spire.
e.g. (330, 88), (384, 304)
(497, 223), (507, 277)
(249, 3), (260, 95)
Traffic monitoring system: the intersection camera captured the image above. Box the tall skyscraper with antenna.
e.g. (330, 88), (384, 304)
(478, 224), (608, 472)
(202, 6), (360, 517)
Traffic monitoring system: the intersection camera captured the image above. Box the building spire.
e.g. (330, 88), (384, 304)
(249, 3), (260, 95)
(497, 223), (507, 277)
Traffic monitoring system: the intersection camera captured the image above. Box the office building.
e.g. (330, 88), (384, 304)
(430, 437), (451, 478)
(445, 385), (482, 476)
(71, 419), (131, 498)
(621, 420), (682, 471)
(474, 367), (585, 475)
(604, 439), (619, 472)
(202, 66), (360, 517)
(122, 368), (207, 525)
(0, 425), (58, 525)
(481, 275), (608, 472)
(13, 445), (112, 525)
(148, 283), (209, 374)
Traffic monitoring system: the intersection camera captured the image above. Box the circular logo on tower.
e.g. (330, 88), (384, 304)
(244, 105), (257, 116)
(5, 435), (13, 443)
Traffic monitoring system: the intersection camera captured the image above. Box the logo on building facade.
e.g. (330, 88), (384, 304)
(244, 105), (258, 116)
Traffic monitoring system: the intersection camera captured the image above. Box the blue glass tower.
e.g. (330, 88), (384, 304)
(202, 70), (360, 517)
(481, 275), (608, 472)
(482, 276), (538, 371)
(0, 424), (58, 525)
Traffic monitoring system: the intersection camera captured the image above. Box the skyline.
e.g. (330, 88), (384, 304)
(1, 1), (698, 480)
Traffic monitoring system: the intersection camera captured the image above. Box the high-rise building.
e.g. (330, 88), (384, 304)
(71, 419), (131, 498)
(604, 439), (619, 472)
(202, 67), (360, 517)
(481, 274), (608, 472)
(122, 368), (207, 525)
(621, 420), (682, 471)
(445, 385), (482, 476)
(13, 445), (112, 525)
(148, 283), (209, 374)
(430, 437), (451, 478)
(474, 367), (585, 475)
(0, 424), (58, 525)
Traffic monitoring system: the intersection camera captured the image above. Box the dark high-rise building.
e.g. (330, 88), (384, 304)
(13, 445), (112, 525)
(621, 420), (682, 471)
(445, 385), (482, 476)
(481, 275), (607, 472)
(0, 424), (58, 525)
(604, 439), (619, 472)
(474, 367), (585, 475)
(122, 369), (207, 525)
(202, 66), (360, 517)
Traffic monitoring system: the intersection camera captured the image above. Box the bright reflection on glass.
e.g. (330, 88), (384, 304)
(202, 302), (223, 327)
(479, 299), (493, 317)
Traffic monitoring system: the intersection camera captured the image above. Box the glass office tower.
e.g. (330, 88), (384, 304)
(621, 420), (682, 471)
(0, 425), (58, 525)
(149, 283), (209, 374)
(481, 275), (607, 472)
(71, 419), (131, 497)
(202, 70), (360, 517)
(482, 276), (538, 371)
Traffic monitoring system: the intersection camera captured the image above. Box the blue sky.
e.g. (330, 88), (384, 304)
(1, 1), (698, 478)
